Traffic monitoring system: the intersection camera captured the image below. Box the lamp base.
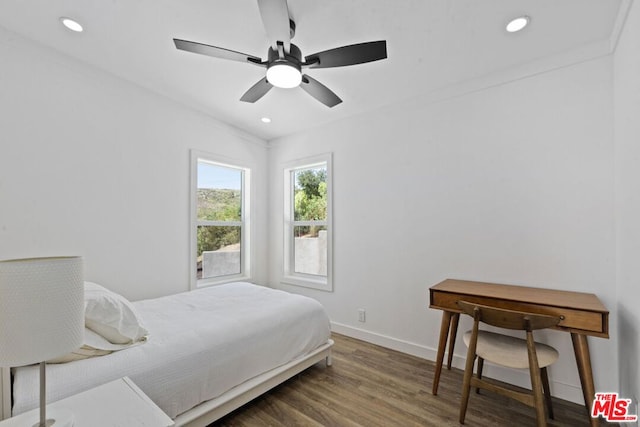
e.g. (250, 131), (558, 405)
(32, 408), (74, 427)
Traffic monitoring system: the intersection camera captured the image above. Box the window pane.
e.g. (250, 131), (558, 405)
(197, 162), (241, 221)
(294, 225), (327, 276)
(294, 166), (327, 221)
(197, 225), (241, 279)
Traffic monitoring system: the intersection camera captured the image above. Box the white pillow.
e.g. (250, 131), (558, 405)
(47, 328), (113, 364)
(48, 328), (149, 364)
(84, 282), (149, 345)
(48, 346), (112, 364)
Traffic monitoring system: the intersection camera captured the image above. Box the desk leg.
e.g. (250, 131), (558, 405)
(432, 311), (453, 395)
(447, 313), (460, 370)
(571, 333), (598, 427)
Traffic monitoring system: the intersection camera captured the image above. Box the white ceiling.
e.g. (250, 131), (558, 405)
(0, 0), (629, 141)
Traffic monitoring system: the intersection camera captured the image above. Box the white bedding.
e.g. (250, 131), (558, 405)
(12, 282), (331, 418)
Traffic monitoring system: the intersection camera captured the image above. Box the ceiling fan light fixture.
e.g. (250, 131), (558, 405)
(173, 5), (387, 107)
(266, 62), (302, 88)
(506, 16), (530, 33)
(60, 17), (83, 33)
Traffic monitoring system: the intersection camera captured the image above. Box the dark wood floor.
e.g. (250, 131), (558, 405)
(212, 333), (601, 426)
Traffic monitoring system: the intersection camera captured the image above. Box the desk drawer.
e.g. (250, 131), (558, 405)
(430, 291), (607, 336)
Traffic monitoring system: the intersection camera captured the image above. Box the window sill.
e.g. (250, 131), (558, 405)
(281, 275), (332, 292)
(194, 274), (252, 290)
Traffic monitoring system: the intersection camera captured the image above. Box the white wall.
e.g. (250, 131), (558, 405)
(614, 0), (640, 412)
(268, 57), (616, 404)
(0, 26), (269, 301)
(0, 14), (628, 408)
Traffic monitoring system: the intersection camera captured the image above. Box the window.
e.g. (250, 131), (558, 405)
(283, 154), (332, 291)
(191, 151), (250, 288)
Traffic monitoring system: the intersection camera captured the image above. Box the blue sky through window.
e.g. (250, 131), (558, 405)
(198, 162), (241, 190)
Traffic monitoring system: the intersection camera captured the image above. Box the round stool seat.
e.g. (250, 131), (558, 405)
(463, 330), (559, 369)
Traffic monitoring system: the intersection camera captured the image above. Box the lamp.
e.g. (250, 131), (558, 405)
(0, 257), (84, 427)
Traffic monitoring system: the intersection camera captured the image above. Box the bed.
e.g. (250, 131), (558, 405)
(0, 281), (333, 426)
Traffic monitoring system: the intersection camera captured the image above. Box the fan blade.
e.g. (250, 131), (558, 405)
(305, 40), (387, 69)
(174, 39), (263, 66)
(240, 78), (273, 103)
(300, 74), (342, 108)
(257, 0), (291, 51)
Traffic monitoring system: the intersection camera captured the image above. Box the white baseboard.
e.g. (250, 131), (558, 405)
(330, 321), (585, 405)
(330, 321), (434, 360)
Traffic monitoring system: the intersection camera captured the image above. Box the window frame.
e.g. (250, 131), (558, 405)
(282, 153), (333, 292)
(190, 150), (251, 289)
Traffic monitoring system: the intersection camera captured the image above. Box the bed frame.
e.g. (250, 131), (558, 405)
(0, 339), (333, 425)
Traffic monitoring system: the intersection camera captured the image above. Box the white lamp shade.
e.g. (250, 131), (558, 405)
(0, 256), (84, 367)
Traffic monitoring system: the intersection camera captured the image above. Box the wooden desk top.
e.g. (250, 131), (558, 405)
(429, 279), (609, 338)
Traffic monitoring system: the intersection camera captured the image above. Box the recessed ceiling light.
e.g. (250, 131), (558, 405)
(506, 16), (530, 33)
(60, 17), (83, 33)
(261, 117), (272, 123)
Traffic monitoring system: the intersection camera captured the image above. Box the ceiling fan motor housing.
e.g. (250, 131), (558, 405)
(267, 42), (303, 70)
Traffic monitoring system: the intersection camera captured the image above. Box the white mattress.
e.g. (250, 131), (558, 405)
(12, 282), (331, 418)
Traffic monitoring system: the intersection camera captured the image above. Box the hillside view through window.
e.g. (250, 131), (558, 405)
(196, 161), (243, 280)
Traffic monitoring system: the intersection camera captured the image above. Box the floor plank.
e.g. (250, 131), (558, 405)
(212, 333), (601, 426)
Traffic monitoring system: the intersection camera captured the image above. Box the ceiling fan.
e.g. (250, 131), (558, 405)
(173, 0), (387, 108)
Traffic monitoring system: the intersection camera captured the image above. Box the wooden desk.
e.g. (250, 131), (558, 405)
(429, 279), (609, 427)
